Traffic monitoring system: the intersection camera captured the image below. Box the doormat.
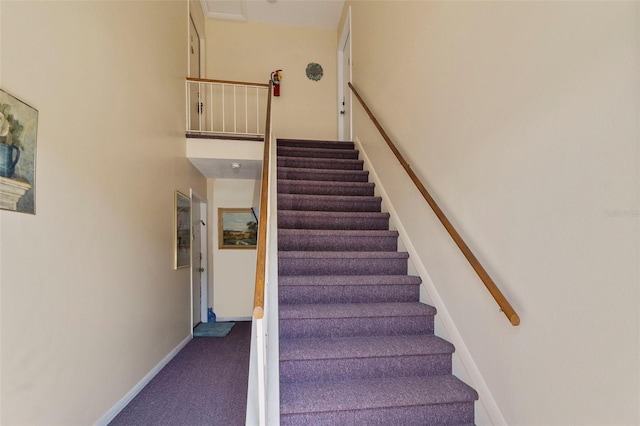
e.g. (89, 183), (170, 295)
(193, 322), (235, 338)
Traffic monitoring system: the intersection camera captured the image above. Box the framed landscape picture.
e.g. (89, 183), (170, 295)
(175, 191), (191, 269)
(0, 89), (38, 214)
(218, 208), (257, 249)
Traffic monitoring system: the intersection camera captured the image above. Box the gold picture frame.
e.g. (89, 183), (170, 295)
(218, 208), (257, 249)
(175, 191), (191, 269)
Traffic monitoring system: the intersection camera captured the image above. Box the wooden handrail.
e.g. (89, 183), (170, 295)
(252, 81), (273, 320)
(349, 82), (520, 326)
(186, 77), (270, 88)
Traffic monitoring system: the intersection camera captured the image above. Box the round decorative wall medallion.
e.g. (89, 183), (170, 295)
(306, 63), (323, 81)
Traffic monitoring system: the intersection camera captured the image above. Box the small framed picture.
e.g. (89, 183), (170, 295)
(0, 89), (38, 214)
(218, 208), (257, 249)
(175, 191), (191, 269)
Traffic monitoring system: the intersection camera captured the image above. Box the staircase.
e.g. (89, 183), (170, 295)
(277, 138), (478, 425)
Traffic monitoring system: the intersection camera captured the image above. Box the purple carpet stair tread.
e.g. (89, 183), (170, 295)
(278, 193), (382, 212)
(281, 404), (476, 426)
(277, 146), (360, 159)
(279, 275), (421, 304)
(278, 167), (370, 182)
(277, 138), (355, 150)
(278, 179), (375, 196)
(280, 376), (478, 419)
(280, 355), (453, 383)
(279, 275), (422, 287)
(278, 156), (364, 171)
(279, 251), (409, 276)
(279, 229), (399, 252)
(280, 335), (454, 360)
(278, 210), (390, 230)
(280, 302), (435, 319)
(279, 303), (435, 338)
(281, 375), (477, 412)
(279, 251), (409, 260)
(279, 314), (434, 338)
(280, 335), (455, 382)
(276, 138), (477, 424)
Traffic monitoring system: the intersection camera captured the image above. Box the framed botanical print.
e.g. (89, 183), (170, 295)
(0, 89), (38, 214)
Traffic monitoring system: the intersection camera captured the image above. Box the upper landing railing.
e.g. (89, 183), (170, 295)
(186, 77), (269, 137)
(349, 82), (520, 326)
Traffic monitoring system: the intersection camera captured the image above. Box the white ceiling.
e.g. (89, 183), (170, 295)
(189, 158), (263, 179)
(200, 0), (344, 29)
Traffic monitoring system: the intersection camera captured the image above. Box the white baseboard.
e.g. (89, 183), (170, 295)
(354, 137), (506, 426)
(216, 316), (252, 322)
(95, 334), (193, 426)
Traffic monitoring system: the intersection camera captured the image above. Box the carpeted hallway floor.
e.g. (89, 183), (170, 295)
(110, 321), (251, 426)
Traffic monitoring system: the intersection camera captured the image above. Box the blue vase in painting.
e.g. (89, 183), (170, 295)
(0, 143), (20, 178)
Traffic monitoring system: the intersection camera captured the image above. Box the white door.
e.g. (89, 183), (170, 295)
(189, 15), (201, 132)
(339, 31), (352, 141)
(191, 191), (208, 327)
(191, 199), (203, 327)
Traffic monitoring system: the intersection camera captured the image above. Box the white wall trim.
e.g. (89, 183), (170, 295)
(354, 136), (507, 426)
(95, 334), (192, 426)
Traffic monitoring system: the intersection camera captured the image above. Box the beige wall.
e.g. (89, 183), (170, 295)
(210, 178), (258, 318)
(206, 19), (338, 140)
(0, 1), (206, 424)
(342, 1), (639, 425)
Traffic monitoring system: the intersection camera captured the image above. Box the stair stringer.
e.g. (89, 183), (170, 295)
(353, 136), (507, 426)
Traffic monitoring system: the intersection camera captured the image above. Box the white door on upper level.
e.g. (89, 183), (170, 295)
(338, 10), (352, 141)
(189, 15), (201, 132)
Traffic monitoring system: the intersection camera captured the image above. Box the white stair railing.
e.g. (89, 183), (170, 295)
(186, 78), (269, 137)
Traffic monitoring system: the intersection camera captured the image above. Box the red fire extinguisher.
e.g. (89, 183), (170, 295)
(271, 70), (282, 97)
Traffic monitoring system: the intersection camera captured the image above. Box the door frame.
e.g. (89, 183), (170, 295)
(188, 13), (204, 79)
(190, 189), (208, 329)
(337, 6), (352, 141)
(188, 14), (204, 132)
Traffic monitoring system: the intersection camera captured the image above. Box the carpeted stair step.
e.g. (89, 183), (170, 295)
(278, 194), (382, 212)
(280, 375), (478, 426)
(278, 179), (375, 197)
(279, 275), (421, 304)
(278, 138), (355, 151)
(279, 251), (408, 276)
(277, 167), (369, 183)
(277, 146), (360, 160)
(279, 302), (435, 338)
(279, 230), (398, 252)
(280, 335), (454, 383)
(278, 211), (390, 231)
(278, 156), (364, 171)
